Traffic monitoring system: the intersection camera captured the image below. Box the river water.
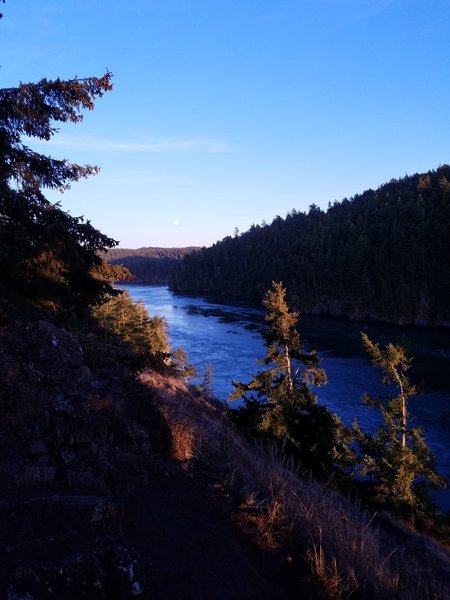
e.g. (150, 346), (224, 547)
(123, 283), (450, 508)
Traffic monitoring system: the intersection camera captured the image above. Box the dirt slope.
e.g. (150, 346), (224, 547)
(0, 321), (304, 599)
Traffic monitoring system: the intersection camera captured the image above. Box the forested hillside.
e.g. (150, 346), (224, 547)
(170, 166), (450, 328)
(107, 246), (200, 283)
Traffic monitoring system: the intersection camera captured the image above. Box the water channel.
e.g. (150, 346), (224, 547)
(123, 283), (450, 509)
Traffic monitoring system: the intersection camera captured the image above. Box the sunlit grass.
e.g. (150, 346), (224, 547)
(142, 371), (450, 599)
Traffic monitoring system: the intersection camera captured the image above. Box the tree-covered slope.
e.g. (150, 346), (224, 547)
(170, 167), (450, 328)
(107, 246), (200, 283)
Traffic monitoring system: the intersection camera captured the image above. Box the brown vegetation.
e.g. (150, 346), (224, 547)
(143, 371), (450, 599)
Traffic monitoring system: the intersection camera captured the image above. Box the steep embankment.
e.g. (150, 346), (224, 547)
(170, 166), (450, 328)
(0, 321), (301, 599)
(107, 247), (200, 283)
(2, 321), (449, 599)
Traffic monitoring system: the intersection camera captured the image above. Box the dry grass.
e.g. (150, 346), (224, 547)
(141, 371), (450, 599)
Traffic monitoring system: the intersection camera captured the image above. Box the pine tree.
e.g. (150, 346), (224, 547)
(0, 59), (119, 317)
(353, 333), (445, 509)
(199, 363), (214, 399)
(86, 291), (170, 372)
(172, 347), (198, 382)
(230, 282), (353, 479)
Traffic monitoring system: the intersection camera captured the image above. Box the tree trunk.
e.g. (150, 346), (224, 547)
(285, 345), (293, 391)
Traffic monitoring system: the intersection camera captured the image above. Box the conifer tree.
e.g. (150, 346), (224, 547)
(199, 363), (214, 399)
(88, 290), (170, 372)
(353, 334), (445, 509)
(0, 42), (119, 316)
(230, 282), (353, 479)
(0, 5), (163, 380)
(172, 347), (198, 382)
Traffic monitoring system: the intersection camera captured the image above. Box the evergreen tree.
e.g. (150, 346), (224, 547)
(172, 347), (198, 382)
(0, 7), (172, 380)
(230, 282), (353, 479)
(353, 334), (445, 510)
(199, 363), (214, 399)
(0, 63), (119, 317)
(87, 290), (170, 372)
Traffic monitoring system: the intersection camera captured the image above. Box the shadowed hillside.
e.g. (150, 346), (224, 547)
(2, 322), (449, 599)
(107, 247), (200, 283)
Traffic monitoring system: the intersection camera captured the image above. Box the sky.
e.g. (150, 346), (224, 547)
(1, 0), (450, 248)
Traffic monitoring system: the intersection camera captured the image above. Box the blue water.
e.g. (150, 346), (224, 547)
(123, 283), (450, 508)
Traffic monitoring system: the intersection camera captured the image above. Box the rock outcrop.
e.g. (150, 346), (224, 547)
(0, 321), (153, 598)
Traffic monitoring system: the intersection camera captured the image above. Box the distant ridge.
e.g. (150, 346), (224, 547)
(107, 246), (200, 283)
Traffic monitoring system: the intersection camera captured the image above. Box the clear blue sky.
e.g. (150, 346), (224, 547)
(2, 0), (449, 248)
